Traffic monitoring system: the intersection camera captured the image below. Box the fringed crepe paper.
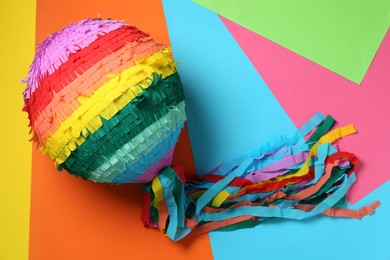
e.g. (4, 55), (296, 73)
(23, 18), (185, 183)
(23, 18), (379, 241)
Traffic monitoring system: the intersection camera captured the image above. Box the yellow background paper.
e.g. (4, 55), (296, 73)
(0, 0), (35, 259)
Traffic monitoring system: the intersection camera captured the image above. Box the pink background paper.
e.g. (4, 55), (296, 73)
(221, 17), (390, 204)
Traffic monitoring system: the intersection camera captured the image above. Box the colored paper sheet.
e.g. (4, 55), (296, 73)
(193, 0), (390, 84)
(0, 0), (35, 259)
(162, 0), (295, 175)
(222, 18), (390, 204)
(29, 0), (209, 259)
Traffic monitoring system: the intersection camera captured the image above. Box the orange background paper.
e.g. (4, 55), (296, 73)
(29, 0), (212, 259)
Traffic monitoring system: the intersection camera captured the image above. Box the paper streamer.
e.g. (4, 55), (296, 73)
(142, 113), (380, 240)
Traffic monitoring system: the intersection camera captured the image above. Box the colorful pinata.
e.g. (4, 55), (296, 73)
(23, 18), (379, 242)
(23, 18), (185, 184)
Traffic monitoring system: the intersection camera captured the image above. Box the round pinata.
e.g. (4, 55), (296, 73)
(23, 18), (185, 184)
(23, 18), (380, 241)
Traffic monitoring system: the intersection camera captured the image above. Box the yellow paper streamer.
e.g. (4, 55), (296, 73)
(152, 176), (164, 211)
(212, 190), (231, 207)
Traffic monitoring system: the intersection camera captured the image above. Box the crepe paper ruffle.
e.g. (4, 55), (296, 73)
(27, 27), (165, 135)
(23, 18), (185, 185)
(91, 120), (184, 183)
(135, 148), (175, 183)
(41, 49), (176, 163)
(23, 18), (124, 102)
(32, 47), (173, 147)
(141, 113), (380, 241)
(36, 47), (174, 145)
(112, 123), (184, 184)
(60, 74), (185, 181)
(40, 48), (177, 165)
(26, 26), (148, 119)
(27, 26), (165, 136)
(65, 101), (186, 182)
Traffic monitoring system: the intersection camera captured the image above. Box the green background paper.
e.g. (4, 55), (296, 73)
(193, 0), (390, 84)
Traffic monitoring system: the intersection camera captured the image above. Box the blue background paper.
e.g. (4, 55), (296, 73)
(162, 0), (390, 259)
(162, 0), (295, 175)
